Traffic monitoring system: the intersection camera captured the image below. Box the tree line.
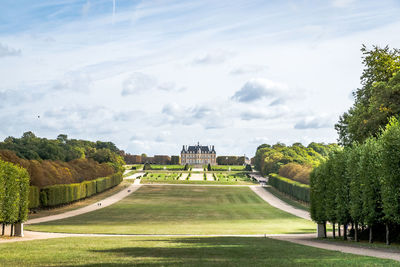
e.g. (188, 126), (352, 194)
(311, 117), (400, 244)
(253, 142), (336, 183)
(0, 132), (125, 171)
(0, 133), (125, 187)
(311, 45), (400, 245)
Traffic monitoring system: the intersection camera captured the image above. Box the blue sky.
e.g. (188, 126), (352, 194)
(1, 0), (400, 156)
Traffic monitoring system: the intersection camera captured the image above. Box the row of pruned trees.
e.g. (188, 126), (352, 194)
(311, 117), (400, 245)
(0, 160), (29, 236)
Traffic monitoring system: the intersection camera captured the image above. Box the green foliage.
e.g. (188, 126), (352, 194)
(216, 156), (245, 165)
(40, 172), (123, 207)
(245, 164), (252, 172)
(0, 132), (125, 170)
(0, 160), (30, 224)
(0, 149), (116, 187)
(336, 45), (400, 146)
(268, 173), (310, 203)
(379, 117), (400, 225)
(311, 117), (400, 242)
(359, 138), (382, 226)
(28, 186), (40, 209)
(170, 156), (180, 165)
(254, 142), (335, 177)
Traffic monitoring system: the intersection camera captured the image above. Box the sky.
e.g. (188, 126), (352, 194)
(1, 0), (400, 157)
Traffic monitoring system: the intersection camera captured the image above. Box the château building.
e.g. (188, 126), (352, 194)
(181, 143), (216, 166)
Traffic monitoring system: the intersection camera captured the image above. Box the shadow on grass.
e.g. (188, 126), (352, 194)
(65, 237), (396, 267)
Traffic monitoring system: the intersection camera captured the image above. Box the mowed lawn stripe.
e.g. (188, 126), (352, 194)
(1, 236), (398, 266)
(26, 186), (315, 235)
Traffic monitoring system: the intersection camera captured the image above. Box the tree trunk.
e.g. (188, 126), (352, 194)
(1, 224), (4, 235)
(338, 224), (341, 237)
(369, 225), (373, 243)
(386, 223), (390, 245)
(10, 224), (14, 236)
(323, 221), (327, 238)
(355, 222), (359, 242)
(344, 224), (348, 240)
(332, 223), (336, 239)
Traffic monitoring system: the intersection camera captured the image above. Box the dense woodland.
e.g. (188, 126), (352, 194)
(0, 132), (125, 187)
(253, 142), (336, 184)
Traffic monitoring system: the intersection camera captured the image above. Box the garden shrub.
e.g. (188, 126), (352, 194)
(269, 173), (310, 203)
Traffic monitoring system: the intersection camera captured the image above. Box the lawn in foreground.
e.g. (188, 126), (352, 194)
(26, 185), (315, 235)
(0, 236), (397, 266)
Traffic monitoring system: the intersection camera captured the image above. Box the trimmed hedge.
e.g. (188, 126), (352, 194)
(28, 186), (40, 209)
(39, 172), (123, 207)
(269, 173), (310, 203)
(0, 159), (30, 224)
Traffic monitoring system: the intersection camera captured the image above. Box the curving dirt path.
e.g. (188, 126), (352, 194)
(249, 185), (310, 220)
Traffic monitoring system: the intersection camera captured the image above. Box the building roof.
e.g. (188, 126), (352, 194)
(181, 143), (216, 153)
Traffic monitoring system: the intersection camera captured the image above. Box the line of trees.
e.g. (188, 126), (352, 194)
(0, 150), (116, 187)
(0, 160), (30, 236)
(216, 156), (247, 165)
(254, 142), (336, 183)
(311, 117), (400, 245)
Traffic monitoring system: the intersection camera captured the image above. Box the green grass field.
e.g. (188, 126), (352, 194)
(140, 172), (256, 185)
(26, 185), (315, 235)
(212, 165), (245, 171)
(0, 236), (397, 266)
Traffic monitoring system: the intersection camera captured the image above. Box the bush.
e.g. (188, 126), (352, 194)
(0, 160), (30, 225)
(269, 173), (310, 203)
(28, 186), (40, 209)
(40, 172), (123, 207)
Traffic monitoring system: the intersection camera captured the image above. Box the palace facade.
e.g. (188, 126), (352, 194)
(181, 143), (216, 166)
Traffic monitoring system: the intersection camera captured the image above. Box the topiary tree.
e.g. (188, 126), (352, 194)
(310, 161), (328, 237)
(332, 149), (350, 239)
(347, 143), (363, 242)
(378, 117), (400, 245)
(359, 137), (382, 243)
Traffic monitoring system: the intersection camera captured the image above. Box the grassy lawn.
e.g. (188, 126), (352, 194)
(0, 236), (397, 266)
(141, 172), (256, 185)
(26, 185), (315, 235)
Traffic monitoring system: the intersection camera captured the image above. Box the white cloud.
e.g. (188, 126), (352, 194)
(230, 65), (267, 75)
(192, 50), (233, 65)
(294, 115), (335, 130)
(0, 43), (21, 57)
(332, 0), (356, 8)
(232, 78), (288, 103)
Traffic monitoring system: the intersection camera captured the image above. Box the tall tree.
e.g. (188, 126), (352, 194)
(335, 45), (400, 146)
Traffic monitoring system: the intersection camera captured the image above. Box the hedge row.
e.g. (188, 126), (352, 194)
(0, 160), (30, 225)
(37, 172), (123, 208)
(28, 186), (40, 209)
(268, 173), (310, 203)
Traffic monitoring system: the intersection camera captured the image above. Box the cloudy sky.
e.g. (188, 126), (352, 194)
(1, 0), (400, 157)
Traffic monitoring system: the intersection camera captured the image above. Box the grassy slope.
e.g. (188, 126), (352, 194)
(26, 185), (314, 235)
(0, 236), (397, 266)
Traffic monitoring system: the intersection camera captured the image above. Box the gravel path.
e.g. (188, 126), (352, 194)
(249, 185), (310, 220)
(271, 234), (400, 262)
